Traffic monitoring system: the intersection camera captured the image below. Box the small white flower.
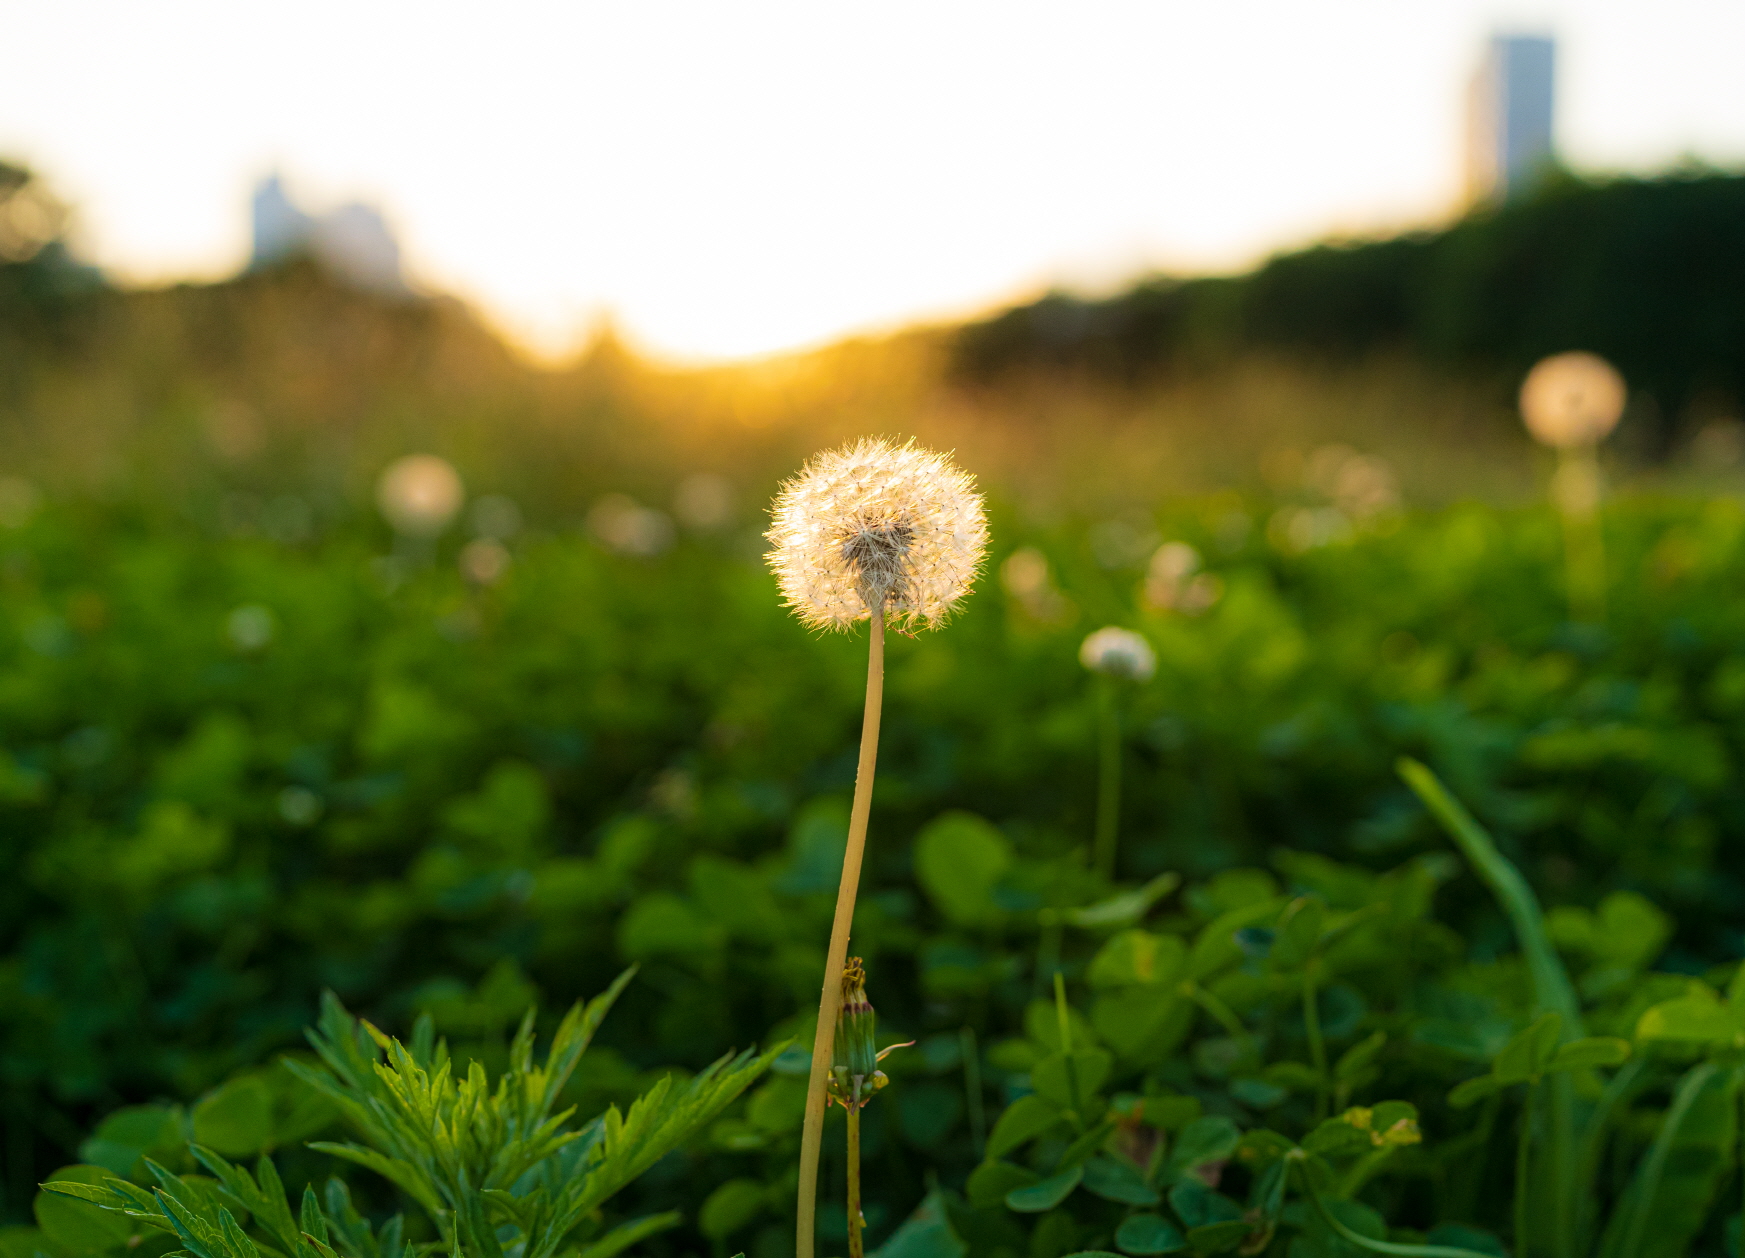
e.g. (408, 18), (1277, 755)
(1080, 626), (1156, 682)
(765, 438), (987, 631)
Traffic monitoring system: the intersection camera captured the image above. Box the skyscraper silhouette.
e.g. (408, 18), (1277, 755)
(1465, 35), (1556, 203)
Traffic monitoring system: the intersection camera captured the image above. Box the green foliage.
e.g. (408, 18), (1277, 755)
(952, 170), (1745, 442)
(11, 490), (1745, 1258)
(38, 984), (776, 1258)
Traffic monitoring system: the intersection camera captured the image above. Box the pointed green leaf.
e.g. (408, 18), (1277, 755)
(1004, 1165), (1082, 1212)
(217, 1208), (260, 1258)
(1396, 759), (1583, 1032)
(575, 1211), (683, 1258)
(35, 1168), (140, 1252)
(299, 1188), (328, 1247)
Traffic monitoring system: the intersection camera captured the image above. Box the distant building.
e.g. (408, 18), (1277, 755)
(1465, 35), (1556, 204)
(248, 173), (407, 294)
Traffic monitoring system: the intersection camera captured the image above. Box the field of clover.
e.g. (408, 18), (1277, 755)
(7, 435), (1745, 1258)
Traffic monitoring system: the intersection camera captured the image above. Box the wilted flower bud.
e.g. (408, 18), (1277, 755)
(1080, 626), (1156, 682)
(828, 958), (909, 1110)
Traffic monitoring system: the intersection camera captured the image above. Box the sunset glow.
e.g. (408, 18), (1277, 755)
(3, 0), (1744, 361)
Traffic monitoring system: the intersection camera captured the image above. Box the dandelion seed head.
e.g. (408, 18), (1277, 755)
(1080, 626), (1156, 682)
(766, 438), (987, 631)
(1520, 352), (1626, 449)
(378, 454), (464, 537)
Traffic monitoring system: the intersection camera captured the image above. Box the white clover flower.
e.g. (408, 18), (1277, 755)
(1080, 626), (1156, 682)
(766, 438), (988, 631)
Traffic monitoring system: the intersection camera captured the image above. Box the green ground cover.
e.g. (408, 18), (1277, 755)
(6, 490), (1745, 1258)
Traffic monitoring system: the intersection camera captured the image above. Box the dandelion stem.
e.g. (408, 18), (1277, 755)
(1304, 959), (1329, 1121)
(961, 1025), (986, 1158)
(846, 1088), (864, 1258)
(1034, 910), (1062, 997)
(1555, 444), (1606, 623)
(797, 609), (885, 1258)
(1093, 675), (1122, 880)
(1515, 1082), (1535, 1258)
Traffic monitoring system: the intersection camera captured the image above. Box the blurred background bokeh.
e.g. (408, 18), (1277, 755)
(6, 3), (1745, 1255)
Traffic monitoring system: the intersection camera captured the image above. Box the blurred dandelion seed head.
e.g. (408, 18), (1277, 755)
(588, 494), (675, 557)
(278, 785), (323, 827)
(1080, 625), (1156, 682)
(226, 604), (276, 652)
(765, 437), (987, 631)
(674, 472), (734, 530)
(459, 538), (511, 585)
(1520, 353), (1627, 449)
(378, 454), (464, 538)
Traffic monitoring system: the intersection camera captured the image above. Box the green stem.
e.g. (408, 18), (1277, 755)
(1304, 959), (1328, 1121)
(1549, 1076), (1576, 1258)
(1035, 911), (1062, 997)
(1292, 1161), (1500, 1258)
(1094, 677), (1121, 880)
(1516, 1081), (1535, 1258)
(1396, 759), (1582, 1032)
(846, 1088), (863, 1258)
(1336, 1148), (1395, 1200)
(1054, 973), (1084, 1120)
(1571, 1055), (1647, 1254)
(1183, 981), (1250, 1047)
(1440, 1091), (1502, 1225)
(960, 1026), (985, 1159)
(1555, 444), (1606, 624)
(797, 612), (885, 1258)
(1617, 1062), (1720, 1258)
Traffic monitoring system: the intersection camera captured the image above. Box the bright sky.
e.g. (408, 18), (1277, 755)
(3, 1), (1743, 362)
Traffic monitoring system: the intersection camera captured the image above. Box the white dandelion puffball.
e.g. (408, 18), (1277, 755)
(378, 454), (464, 537)
(1520, 353), (1626, 449)
(1080, 626), (1156, 682)
(765, 438), (988, 631)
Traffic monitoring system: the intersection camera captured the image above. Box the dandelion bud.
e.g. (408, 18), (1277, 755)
(1520, 353), (1626, 449)
(828, 958), (909, 1110)
(1080, 626), (1156, 682)
(834, 958), (878, 1087)
(766, 438), (987, 631)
